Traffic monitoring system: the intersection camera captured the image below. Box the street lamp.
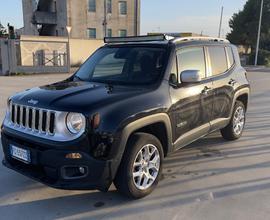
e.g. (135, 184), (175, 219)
(255, 0), (264, 66)
(66, 26), (72, 73)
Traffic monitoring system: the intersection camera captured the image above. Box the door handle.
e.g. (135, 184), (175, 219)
(228, 79), (237, 86)
(201, 86), (212, 95)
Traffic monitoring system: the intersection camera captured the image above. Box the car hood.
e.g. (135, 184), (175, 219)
(11, 80), (150, 113)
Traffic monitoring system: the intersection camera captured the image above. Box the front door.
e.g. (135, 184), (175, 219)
(169, 46), (213, 150)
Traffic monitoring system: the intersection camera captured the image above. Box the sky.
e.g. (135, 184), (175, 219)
(0, 0), (247, 38)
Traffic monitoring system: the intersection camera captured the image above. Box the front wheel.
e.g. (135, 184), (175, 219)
(221, 101), (246, 140)
(114, 132), (164, 199)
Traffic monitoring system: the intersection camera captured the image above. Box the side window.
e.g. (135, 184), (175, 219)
(177, 47), (206, 79)
(226, 47), (235, 68)
(208, 47), (228, 76)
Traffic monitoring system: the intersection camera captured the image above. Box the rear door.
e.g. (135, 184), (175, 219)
(207, 46), (235, 130)
(169, 46), (214, 149)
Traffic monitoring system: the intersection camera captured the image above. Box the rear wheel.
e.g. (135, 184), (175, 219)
(114, 132), (164, 199)
(221, 101), (246, 140)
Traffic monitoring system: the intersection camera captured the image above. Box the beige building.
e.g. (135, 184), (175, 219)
(22, 0), (140, 39)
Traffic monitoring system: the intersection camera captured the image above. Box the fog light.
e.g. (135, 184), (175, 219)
(79, 167), (86, 174)
(62, 166), (88, 179)
(65, 153), (82, 159)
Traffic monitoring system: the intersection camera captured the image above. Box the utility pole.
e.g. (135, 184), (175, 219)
(66, 26), (72, 73)
(218, 6), (224, 38)
(103, 0), (107, 38)
(255, 0), (264, 66)
(134, 0), (138, 36)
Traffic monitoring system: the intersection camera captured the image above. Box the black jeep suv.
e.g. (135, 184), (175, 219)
(1, 35), (250, 198)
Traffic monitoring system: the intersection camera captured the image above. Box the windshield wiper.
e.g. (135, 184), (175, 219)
(105, 83), (114, 93)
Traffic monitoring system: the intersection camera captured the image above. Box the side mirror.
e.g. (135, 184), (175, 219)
(180, 70), (202, 83)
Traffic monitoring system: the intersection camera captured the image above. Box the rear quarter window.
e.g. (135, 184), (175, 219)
(208, 46), (228, 76)
(226, 47), (235, 68)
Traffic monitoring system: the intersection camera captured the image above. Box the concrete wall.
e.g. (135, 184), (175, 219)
(56, 0), (68, 36)
(22, 0), (39, 35)
(0, 39), (20, 75)
(69, 38), (104, 65)
(0, 35), (103, 75)
(20, 35), (104, 66)
(0, 40), (8, 75)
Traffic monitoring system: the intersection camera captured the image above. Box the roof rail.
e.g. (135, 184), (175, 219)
(104, 34), (174, 44)
(172, 36), (230, 43)
(103, 35), (230, 44)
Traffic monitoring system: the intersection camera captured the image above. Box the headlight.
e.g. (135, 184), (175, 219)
(6, 98), (11, 113)
(7, 98), (11, 107)
(66, 113), (85, 134)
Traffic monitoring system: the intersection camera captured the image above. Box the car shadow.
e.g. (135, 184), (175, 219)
(1, 129), (270, 220)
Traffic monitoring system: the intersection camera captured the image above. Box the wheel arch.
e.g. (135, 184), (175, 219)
(118, 113), (173, 160)
(236, 93), (249, 110)
(230, 87), (250, 118)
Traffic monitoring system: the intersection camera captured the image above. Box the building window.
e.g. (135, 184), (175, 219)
(88, 0), (96, 12)
(107, 29), (112, 37)
(119, 1), (127, 15)
(119, 29), (127, 37)
(107, 0), (112, 13)
(87, 28), (96, 38)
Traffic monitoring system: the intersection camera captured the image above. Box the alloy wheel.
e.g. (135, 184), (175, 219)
(233, 106), (245, 135)
(132, 144), (160, 190)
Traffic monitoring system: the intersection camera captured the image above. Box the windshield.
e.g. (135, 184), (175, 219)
(74, 46), (168, 85)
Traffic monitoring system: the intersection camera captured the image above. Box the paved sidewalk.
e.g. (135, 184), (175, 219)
(245, 66), (270, 72)
(0, 71), (270, 220)
(0, 73), (71, 121)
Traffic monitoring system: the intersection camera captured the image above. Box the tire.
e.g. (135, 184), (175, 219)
(221, 101), (246, 141)
(114, 132), (164, 199)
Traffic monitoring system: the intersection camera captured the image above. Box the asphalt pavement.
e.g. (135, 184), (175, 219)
(0, 69), (270, 220)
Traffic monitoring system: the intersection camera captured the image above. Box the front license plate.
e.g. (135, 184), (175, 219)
(10, 145), (31, 163)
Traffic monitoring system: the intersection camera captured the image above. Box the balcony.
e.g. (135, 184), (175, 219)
(32, 11), (57, 25)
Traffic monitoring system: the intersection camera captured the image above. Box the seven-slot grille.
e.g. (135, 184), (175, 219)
(9, 103), (55, 135)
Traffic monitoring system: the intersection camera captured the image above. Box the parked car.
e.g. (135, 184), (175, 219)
(1, 35), (250, 199)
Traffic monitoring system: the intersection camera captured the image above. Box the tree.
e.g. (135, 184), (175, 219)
(0, 22), (7, 37)
(227, 0), (270, 53)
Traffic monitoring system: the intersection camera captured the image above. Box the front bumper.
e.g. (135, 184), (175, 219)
(1, 127), (117, 191)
